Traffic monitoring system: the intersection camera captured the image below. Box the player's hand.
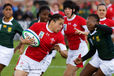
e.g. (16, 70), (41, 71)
(74, 58), (83, 65)
(18, 44), (24, 54)
(75, 28), (88, 35)
(53, 45), (60, 52)
(20, 36), (35, 45)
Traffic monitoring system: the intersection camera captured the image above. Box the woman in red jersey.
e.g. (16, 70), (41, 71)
(14, 14), (67, 76)
(63, 1), (89, 76)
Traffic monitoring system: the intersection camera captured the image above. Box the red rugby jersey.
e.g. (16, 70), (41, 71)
(106, 4), (114, 20)
(25, 22), (65, 62)
(99, 17), (114, 31)
(64, 15), (86, 50)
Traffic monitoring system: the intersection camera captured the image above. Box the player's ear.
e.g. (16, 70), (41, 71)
(51, 20), (56, 24)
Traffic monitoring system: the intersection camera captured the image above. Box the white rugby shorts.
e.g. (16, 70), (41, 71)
(0, 45), (14, 66)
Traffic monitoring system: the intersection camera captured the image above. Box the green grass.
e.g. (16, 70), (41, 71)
(1, 41), (114, 76)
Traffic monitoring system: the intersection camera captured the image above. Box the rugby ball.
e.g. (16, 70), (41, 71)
(22, 29), (40, 47)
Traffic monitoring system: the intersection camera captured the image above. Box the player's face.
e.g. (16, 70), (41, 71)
(39, 10), (50, 22)
(3, 6), (13, 18)
(97, 5), (107, 19)
(52, 18), (64, 33)
(64, 8), (72, 18)
(86, 16), (98, 32)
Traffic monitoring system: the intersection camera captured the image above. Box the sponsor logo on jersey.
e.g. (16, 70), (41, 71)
(96, 36), (100, 42)
(39, 31), (44, 39)
(3, 25), (7, 28)
(8, 27), (12, 32)
(64, 24), (67, 31)
(92, 36), (95, 40)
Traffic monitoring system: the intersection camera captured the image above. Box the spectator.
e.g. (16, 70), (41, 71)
(14, 3), (24, 21)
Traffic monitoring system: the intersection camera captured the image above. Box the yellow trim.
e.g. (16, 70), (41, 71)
(9, 16), (13, 21)
(3, 25), (7, 28)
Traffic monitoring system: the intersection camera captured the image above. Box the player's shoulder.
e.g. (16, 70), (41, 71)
(76, 15), (86, 21)
(33, 22), (47, 27)
(57, 31), (64, 37)
(0, 18), (2, 23)
(106, 19), (114, 23)
(12, 18), (21, 26)
(31, 20), (39, 24)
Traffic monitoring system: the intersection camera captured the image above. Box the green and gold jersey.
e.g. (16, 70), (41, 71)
(87, 25), (114, 60)
(0, 17), (23, 48)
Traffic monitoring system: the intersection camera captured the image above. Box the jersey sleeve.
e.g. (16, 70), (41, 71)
(80, 17), (86, 26)
(82, 37), (96, 61)
(57, 32), (65, 45)
(15, 22), (23, 36)
(79, 17), (87, 31)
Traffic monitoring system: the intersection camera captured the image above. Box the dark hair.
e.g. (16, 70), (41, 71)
(49, 14), (64, 23)
(63, 1), (79, 14)
(3, 3), (12, 10)
(37, 5), (50, 18)
(88, 14), (100, 22)
(97, 3), (107, 10)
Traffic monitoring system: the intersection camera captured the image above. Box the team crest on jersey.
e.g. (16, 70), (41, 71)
(39, 31), (44, 39)
(50, 38), (55, 44)
(92, 36), (95, 40)
(3, 25), (7, 28)
(8, 27), (12, 32)
(96, 36), (100, 42)
(64, 24), (67, 31)
(73, 24), (77, 27)
(0, 24), (2, 30)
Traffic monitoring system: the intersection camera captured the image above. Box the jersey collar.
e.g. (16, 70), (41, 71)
(2, 17), (14, 25)
(90, 28), (97, 36)
(100, 17), (106, 21)
(46, 22), (53, 33)
(67, 14), (76, 21)
(107, 4), (112, 8)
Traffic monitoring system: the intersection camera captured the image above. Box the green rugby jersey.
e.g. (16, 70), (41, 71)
(0, 17), (23, 48)
(82, 25), (114, 60)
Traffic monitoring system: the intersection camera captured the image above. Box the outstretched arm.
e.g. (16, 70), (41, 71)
(54, 44), (68, 58)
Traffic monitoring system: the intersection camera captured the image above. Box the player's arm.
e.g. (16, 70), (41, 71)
(14, 36), (34, 54)
(75, 17), (89, 35)
(54, 44), (68, 58)
(74, 39), (96, 64)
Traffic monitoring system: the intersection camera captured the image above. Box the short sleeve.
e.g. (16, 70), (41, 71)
(79, 17), (86, 26)
(15, 22), (23, 36)
(57, 32), (65, 45)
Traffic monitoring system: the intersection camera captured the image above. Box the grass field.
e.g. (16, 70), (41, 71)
(1, 41), (114, 76)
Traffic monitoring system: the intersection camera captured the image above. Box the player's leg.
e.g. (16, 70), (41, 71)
(14, 70), (28, 76)
(64, 64), (79, 76)
(80, 63), (98, 76)
(40, 54), (53, 76)
(93, 68), (105, 76)
(0, 64), (5, 72)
